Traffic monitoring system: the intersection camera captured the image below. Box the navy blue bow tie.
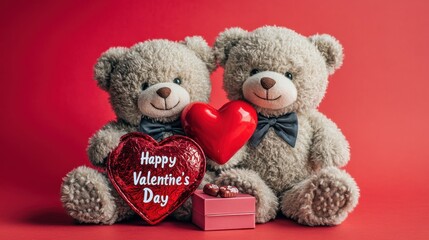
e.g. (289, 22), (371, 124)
(139, 117), (185, 141)
(249, 112), (298, 148)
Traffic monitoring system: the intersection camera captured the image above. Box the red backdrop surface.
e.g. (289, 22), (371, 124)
(1, 0), (428, 239)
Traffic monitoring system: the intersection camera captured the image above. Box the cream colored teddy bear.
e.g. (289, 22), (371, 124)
(213, 26), (359, 226)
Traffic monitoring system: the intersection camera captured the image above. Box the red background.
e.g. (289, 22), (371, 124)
(1, 0), (428, 239)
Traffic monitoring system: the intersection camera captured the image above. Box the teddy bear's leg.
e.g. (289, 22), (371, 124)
(216, 168), (278, 223)
(61, 166), (134, 224)
(280, 166), (359, 226)
(172, 170), (216, 221)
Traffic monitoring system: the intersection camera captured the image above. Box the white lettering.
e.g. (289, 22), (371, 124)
(143, 187), (169, 207)
(140, 151), (177, 168)
(143, 187), (153, 203)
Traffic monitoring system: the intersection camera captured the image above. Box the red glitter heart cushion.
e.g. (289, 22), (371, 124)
(107, 132), (206, 225)
(181, 100), (257, 165)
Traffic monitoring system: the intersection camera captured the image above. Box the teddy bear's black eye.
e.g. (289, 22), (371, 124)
(285, 72), (293, 80)
(141, 82), (149, 91)
(250, 69), (260, 76)
(173, 78), (182, 85)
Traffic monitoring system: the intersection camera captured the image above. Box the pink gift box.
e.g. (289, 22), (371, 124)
(192, 190), (255, 230)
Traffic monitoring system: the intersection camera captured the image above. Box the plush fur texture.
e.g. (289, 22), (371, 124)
(61, 166), (133, 224)
(212, 26), (359, 226)
(61, 37), (214, 224)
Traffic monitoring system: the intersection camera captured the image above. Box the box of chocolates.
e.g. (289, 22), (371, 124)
(191, 189), (256, 230)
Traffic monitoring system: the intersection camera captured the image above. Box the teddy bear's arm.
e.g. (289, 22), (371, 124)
(87, 121), (135, 168)
(308, 110), (350, 169)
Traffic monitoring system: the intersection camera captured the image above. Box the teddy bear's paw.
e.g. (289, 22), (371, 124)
(216, 168), (278, 223)
(171, 197), (193, 221)
(61, 166), (119, 224)
(281, 167), (359, 226)
(311, 173), (349, 219)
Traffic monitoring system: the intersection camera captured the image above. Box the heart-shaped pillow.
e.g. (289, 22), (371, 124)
(107, 132), (206, 225)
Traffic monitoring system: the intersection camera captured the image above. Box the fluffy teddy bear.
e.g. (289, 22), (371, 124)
(61, 36), (215, 224)
(212, 26), (359, 226)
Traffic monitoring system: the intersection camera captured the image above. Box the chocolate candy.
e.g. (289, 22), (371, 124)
(219, 185), (239, 198)
(203, 183), (220, 197)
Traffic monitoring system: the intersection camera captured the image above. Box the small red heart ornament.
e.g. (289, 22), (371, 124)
(107, 132), (206, 225)
(181, 100), (257, 165)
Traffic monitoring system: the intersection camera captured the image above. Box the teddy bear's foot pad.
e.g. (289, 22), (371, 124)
(281, 167), (359, 226)
(61, 166), (118, 224)
(311, 172), (350, 218)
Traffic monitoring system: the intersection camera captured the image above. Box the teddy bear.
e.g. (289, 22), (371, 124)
(61, 36), (215, 224)
(212, 26), (360, 226)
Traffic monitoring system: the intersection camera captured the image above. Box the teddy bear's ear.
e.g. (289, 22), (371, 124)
(182, 36), (216, 73)
(93, 47), (128, 91)
(309, 34), (344, 74)
(214, 27), (248, 67)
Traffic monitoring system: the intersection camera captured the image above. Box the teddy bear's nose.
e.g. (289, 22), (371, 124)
(260, 77), (276, 90)
(156, 87), (171, 99)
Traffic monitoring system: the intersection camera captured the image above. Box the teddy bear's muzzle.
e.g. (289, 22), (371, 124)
(242, 71), (297, 110)
(137, 83), (190, 119)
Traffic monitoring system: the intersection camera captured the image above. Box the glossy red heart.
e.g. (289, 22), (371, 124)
(107, 132), (206, 225)
(181, 100), (257, 165)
